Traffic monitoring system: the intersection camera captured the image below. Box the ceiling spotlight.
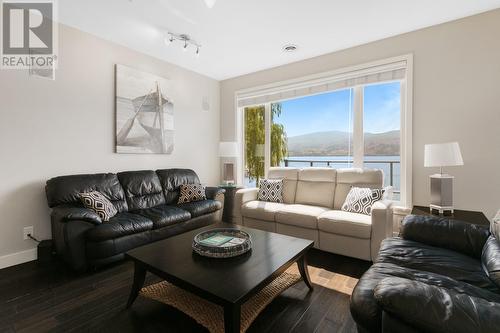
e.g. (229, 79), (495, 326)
(282, 44), (298, 53)
(164, 32), (201, 56)
(164, 34), (174, 46)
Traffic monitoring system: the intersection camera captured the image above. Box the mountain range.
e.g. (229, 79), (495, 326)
(287, 130), (400, 156)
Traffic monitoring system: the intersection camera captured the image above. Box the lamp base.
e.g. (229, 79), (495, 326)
(430, 174), (453, 209)
(429, 204), (454, 215)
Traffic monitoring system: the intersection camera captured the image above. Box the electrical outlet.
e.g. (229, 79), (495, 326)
(23, 226), (34, 240)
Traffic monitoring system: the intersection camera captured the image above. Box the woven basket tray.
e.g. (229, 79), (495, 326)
(192, 228), (252, 258)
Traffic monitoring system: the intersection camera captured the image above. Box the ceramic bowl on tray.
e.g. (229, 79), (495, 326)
(192, 228), (252, 258)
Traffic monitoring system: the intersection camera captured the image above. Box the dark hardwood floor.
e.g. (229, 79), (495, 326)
(0, 249), (370, 333)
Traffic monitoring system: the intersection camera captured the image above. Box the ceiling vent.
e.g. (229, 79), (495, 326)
(282, 44), (298, 52)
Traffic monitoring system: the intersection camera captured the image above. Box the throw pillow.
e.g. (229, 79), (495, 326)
(79, 191), (117, 222)
(492, 209), (500, 240)
(178, 184), (207, 204)
(341, 187), (385, 215)
(258, 179), (283, 203)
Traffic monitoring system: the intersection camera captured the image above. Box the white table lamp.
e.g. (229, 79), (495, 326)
(219, 142), (239, 185)
(424, 142), (464, 214)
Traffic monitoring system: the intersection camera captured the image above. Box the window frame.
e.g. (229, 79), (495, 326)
(235, 54), (413, 208)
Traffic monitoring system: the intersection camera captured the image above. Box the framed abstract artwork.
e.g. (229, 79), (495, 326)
(115, 64), (174, 154)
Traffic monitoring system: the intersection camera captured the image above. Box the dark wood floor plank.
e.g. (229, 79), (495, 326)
(0, 249), (369, 333)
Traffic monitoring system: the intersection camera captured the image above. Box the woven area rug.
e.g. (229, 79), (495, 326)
(140, 264), (302, 333)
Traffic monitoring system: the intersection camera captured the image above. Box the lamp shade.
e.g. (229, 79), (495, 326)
(424, 142), (464, 167)
(219, 142), (238, 157)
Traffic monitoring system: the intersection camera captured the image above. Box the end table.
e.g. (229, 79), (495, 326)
(411, 205), (490, 227)
(218, 185), (243, 224)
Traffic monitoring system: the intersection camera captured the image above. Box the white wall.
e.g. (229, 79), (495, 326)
(0, 24), (220, 264)
(220, 9), (500, 220)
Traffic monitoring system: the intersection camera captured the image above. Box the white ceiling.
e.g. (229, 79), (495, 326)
(58, 0), (500, 80)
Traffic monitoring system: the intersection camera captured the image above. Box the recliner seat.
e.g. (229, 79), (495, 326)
(46, 168), (224, 272)
(350, 214), (500, 333)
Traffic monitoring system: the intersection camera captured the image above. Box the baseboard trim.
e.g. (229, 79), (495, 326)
(0, 248), (37, 269)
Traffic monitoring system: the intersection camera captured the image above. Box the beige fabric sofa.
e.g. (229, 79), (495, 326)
(233, 167), (393, 261)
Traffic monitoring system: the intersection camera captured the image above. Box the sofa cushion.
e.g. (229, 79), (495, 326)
(275, 204), (329, 229)
(117, 170), (165, 210)
(86, 212), (153, 241)
(401, 215), (490, 259)
(46, 173), (128, 212)
(177, 199), (221, 218)
(318, 210), (371, 239)
(295, 168), (336, 208)
(374, 277), (500, 333)
(134, 205), (191, 229)
(377, 237), (499, 293)
(350, 261), (500, 333)
(334, 168), (383, 209)
(241, 200), (288, 221)
(156, 169), (201, 205)
(268, 167), (299, 204)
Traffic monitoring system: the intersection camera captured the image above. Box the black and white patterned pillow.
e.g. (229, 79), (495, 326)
(492, 209), (500, 240)
(341, 187), (385, 215)
(178, 184), (206, 204)
(79, 191), (117, 222)
(258, 179), (283, 203)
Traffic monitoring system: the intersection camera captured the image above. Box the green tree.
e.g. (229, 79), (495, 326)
(244, 103), (288, 184)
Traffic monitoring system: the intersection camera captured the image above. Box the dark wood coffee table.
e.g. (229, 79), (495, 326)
(125, 223), (314, 333)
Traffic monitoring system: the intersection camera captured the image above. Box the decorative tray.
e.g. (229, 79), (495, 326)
(192, 228), (252, 258)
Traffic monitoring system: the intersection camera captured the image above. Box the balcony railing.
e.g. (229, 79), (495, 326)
(283, 158), (400, 193)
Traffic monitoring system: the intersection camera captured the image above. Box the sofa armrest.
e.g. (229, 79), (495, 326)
(401, 215), (490, 258)
(51, 205), (102, 225)
(374, 277), (500, 333)
(233, 188), (259, 225)
(205, 187), (225, 222)
(205, 187), (225, 202)
(370, 199), (394, 261)
(50, 211), (96, 272)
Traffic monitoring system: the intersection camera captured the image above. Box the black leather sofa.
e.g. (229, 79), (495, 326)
(45, 168), (225, 272)
(350, 215), (500, 333)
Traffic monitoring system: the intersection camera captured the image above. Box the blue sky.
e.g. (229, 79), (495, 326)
(277, 82), (400, 137)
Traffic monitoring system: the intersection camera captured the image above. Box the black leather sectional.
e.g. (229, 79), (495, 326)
(45, 168), (225, 272)
(350, 215), (500, 333)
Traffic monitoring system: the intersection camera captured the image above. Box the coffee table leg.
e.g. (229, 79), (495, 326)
(224, 304), (241, 333)
(126, 262), (147, 309)
(298, 255), (313, 291)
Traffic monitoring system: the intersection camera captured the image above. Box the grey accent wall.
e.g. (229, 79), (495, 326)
(0, 24), (220, 260)
(220, 9), (500, 219)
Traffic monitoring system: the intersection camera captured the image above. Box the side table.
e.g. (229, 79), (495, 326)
(411, 205), (490, 227)
(218, 185), (243, 224)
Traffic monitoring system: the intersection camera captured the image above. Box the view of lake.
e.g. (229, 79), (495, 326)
(245, 155), (401, 196)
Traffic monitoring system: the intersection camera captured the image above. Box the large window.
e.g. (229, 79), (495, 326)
(363, 82), (401, 200)
(275, 89), (354, 169)
(237, 56), (412, 206)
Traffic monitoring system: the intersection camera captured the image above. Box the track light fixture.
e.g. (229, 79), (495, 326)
(164, 32), (201, 56)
